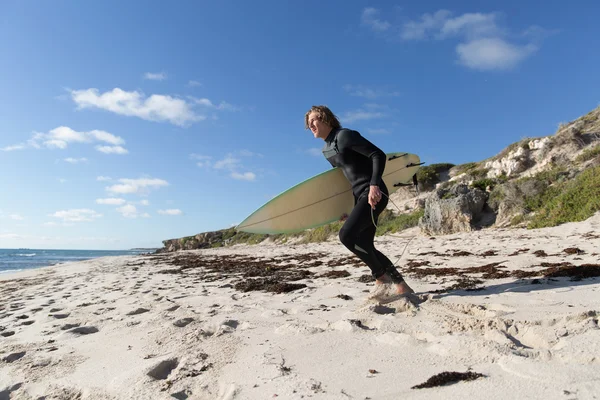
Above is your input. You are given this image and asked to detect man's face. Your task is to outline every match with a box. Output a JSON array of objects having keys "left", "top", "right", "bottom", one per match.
[{"left": 307, "top": 111, "right": 332, "bottom": 140}]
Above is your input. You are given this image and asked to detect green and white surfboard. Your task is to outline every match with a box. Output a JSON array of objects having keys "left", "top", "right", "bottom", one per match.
[{"left": 236, "top": 152, "right": 422, "bottom": 234}]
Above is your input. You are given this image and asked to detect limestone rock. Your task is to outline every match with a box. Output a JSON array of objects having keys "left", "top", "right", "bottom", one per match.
[{"left": 419, "top": 184, "right": 487, "bottom": 235}]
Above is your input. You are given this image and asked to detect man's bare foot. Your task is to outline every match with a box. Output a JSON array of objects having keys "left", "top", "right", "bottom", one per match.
[
  {"left": 375, "top": 274, "right": 393, "bottom": 285},
  {"left": 394, "top": 281, "right": 415, "bottom": 295}
]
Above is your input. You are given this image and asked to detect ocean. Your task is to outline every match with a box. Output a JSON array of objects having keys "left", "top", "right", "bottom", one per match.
[{"left": 0, "top": 248, "right": 153, "bottom": 274}]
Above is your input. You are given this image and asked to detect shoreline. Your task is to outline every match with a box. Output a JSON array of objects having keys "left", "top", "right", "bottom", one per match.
[{"left": 1, "top": 217, "right": 599, "bottom": 399}]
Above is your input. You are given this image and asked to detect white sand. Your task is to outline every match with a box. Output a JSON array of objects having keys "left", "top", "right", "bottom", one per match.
[{"left": 1, "top": 214, "right": 600, "bottom": 399}]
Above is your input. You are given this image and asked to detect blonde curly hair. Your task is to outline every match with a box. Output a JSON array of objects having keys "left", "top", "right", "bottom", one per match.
[{"left": 304, "top": 105, "right": 342, "bottom": 130}]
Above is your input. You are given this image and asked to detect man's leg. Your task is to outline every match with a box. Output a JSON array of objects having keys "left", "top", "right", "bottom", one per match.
[
  {"left": 338, "top": 193, "right": 413, "bottom": 296},
  {"left": 338, "top": 194, "right": 388, "bottom": 279}
]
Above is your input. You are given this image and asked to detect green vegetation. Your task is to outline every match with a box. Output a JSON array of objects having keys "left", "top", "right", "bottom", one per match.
[
  {"left": 488, "top": 167, "right": 568, "bottom": 213},
  {"left": 299, "top": 221, "right": 344, "bottom": 244},
  {"left": 454, "top": 162, "right": 478, "bottom": 174},
  {"left": 417, "top": 163, "right": 455, "bottom": 189},
  {"left": 575, "top": 145, "right": 600, "bottom": 163},
  {"left": 375, "top": 209, "right": 424, "bottom": 235},
  {"left": 471, "top": 178, "right": 495, "bottom": 192},
  {"left": 468, "top": 168, "right": 489, "bottom": 179},
  {"left": 529, "top": 166, "right": 600, "bottom": 228}
]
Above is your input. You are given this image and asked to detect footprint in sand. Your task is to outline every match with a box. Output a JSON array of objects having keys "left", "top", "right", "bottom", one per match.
[
  {"left": 146, "top": 357, "right": 179, "bottom": 380},
  {"left": 126, "top": 308, "right": 150, "bottom": 316},
  {"left": 61, "top": 323, "right": 81, "bottom": 331},
  {"left": 2, "top": 351, "right": 26, "bottom": 363},
  {"left": 51, "top": 313, "right": 71, "bottom": 320},
  {"left": 65, "top": 326, "right": 99, "bottom": 335},
  {"left": 173, "top": 318, "right": 194, "bottom": 328},
  {"left": 1, "top": 331, "right": 16, "bottom": 337},
  {"left": 199, "top": 320, "right": 239, "bottom": 337}
]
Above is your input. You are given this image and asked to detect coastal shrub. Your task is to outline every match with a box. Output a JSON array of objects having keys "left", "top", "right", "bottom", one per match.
[
  {"left": 227, "top": 231, "right": 268, "bottom": 245},
  {"left": 299, "top": 221, "right": 344, "bottom": 244},
  {"left": 510, "top": 214, "right": 526, "bottom": 226},
  {"left": 471, "top": 178, "right": 495, "bottom": 192},
  {"left": 575, "top": 145, "right": 600, "bottom": 163},
  {"left": 468, "top": 168, "right": 488, "bottom": 179},
  {"left": 416, "top": 163, "right": 455, "bottom": 190},
  {"left": 528, "top": 166, "right": 600, "bottom": 228},
  {"left": 180, "top": 236, "right": 194, "bottom": 245},
  {"left": 487, "top": 186, "right": 504, "bottom": 211},
  {"left": 375, "top": 209, "right": 424, "bottom": 235},
  {"left": 487, "top": 167, "right": 567, "bottom": 213},
  {"left": 454, "top": 162, "right": 478, "bottom": 175}
]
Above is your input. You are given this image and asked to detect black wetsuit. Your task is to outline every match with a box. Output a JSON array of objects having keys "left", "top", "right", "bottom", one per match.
[{"left": 322, "top": 128, "right": 405, "bottom": 283}]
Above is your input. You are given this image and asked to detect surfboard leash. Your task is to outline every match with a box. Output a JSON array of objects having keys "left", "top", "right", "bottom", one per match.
[{"left": 370, "top": 191, "right": 418, "bottom": 267}]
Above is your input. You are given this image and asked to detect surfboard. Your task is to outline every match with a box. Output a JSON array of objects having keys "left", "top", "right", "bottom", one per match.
[{"left": 236, "top": 152, "right": 422, "bottom": 234}]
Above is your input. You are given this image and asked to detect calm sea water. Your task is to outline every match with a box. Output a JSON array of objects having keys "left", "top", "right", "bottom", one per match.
[{"left": 0, "top": 248, "right": 154, "bottom": 274}]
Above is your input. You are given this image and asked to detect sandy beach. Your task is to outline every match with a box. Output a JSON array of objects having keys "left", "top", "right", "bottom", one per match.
[{"left": 1, "top": 214, "right": 600, "bottom": 400}]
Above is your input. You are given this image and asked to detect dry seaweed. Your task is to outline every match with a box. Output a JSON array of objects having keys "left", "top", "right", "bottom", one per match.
[{"left": 412, "top": 371, "right": 486, "bottom": 389}]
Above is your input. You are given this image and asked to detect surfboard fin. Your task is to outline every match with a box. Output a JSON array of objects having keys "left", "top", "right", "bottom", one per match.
[{"left": 392, "top": 173, "right": 420, "bottom": 194}]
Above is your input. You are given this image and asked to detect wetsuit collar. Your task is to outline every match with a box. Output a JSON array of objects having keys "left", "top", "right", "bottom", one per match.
[{"left": 324, "top": 127, "right": 339, "bottom": 143}]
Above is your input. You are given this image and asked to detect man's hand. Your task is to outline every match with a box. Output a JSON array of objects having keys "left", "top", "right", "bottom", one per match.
[{"left": 368, "top": 185, "right": 382, "bottom": 209}]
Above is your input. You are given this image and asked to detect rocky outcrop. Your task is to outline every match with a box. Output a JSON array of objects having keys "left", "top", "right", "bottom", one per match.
[
  {"left": 419, "top": 184, "right": 487, "bottom": 235},
  {"left": 159, "top": 230, "right": 228, "bottom": 253}
]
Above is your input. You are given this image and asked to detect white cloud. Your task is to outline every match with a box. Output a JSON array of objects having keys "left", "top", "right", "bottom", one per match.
[
  {"left": 400, "top": 10, "right": 499, "bottom": 41},
  {"left": 97, "top": 176, "right": 112, "bottom": 181},
  {"left": 70, "top": 88, "right": 203, "bottom": 127},
  {"left": 456, "top": 38, "right": 537, "bottom": 70},
  {"left": 114, "top": 203, "right": 152, "bottom": 219},
  {"left": 0, "top": 144, "right": 26, "bottom": 152},
  {"left": 50, "top": 209, "right": 102, "bottom": 222},
  {"left": 343, "top": 84, "right": 400, "bottom": 99},
  {"left": 188, "top": 80, "right": 202, "bottom": 87},
  {"left": 158, "top": 209, "right": 183, "bottom": 216},
  {"left": 139, "top": 200, "right": 149, "bottom": 206},
  {"left": 58, "top": 178, "right": 67, "bottom": 184},
  {"left": 213, "top": 155, "right": 241, "bottom": 170},
  {"left": 341, "top": 104, "right": 387, "bottom": 123},
  {"left": 190, "top": 97, "right": 239, "bottom": 111},
  {"left": 117, "top": 204, "right": 139, "bottom": 218},
  {"left": 361, "top": 8, "right": 391, "bottom": 32},
  {"left": 439, "top": 12, "right": 500, "bottom": 39},
  {"left": 191, "top": 153, "right": 213, "bottom": 167},
  {"left": 64, "top": 157, "right": 88, "bottom": 164},
  {"left": 96, "top": 145, "right": 128, "bottom": 154},
  {"left": 2, "top": 126, "right": 128, "bottom": 154},
  {"left": 231, "top": 172, "right": 256, "bottom": 181},
  {"left": 144, "top": 72, "right": 167, "bottom": 81},
  {"left": 364, "top": 8, "right": 544, "bottom": 70},
  {"left": 106, "top": 178, "right": 169, "bottom": 195},
  {"left": 96, "top": 198, "right": 126, "bottom": 205},
  {"left": 9, "top": 214, "right": 24, "bottom": 221},
  {"left": 195, "top": 151, "right": 259, "bottom": 181}
]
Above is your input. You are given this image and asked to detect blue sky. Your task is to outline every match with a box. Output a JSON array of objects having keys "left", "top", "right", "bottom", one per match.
[{"left": 1, "top": 0, "right": 599, "bottom": 250}]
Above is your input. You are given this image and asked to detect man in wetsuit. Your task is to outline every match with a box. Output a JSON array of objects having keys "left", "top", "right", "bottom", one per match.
[{"left": 305, "top": 105, "right": 414, "bottom": 299}]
